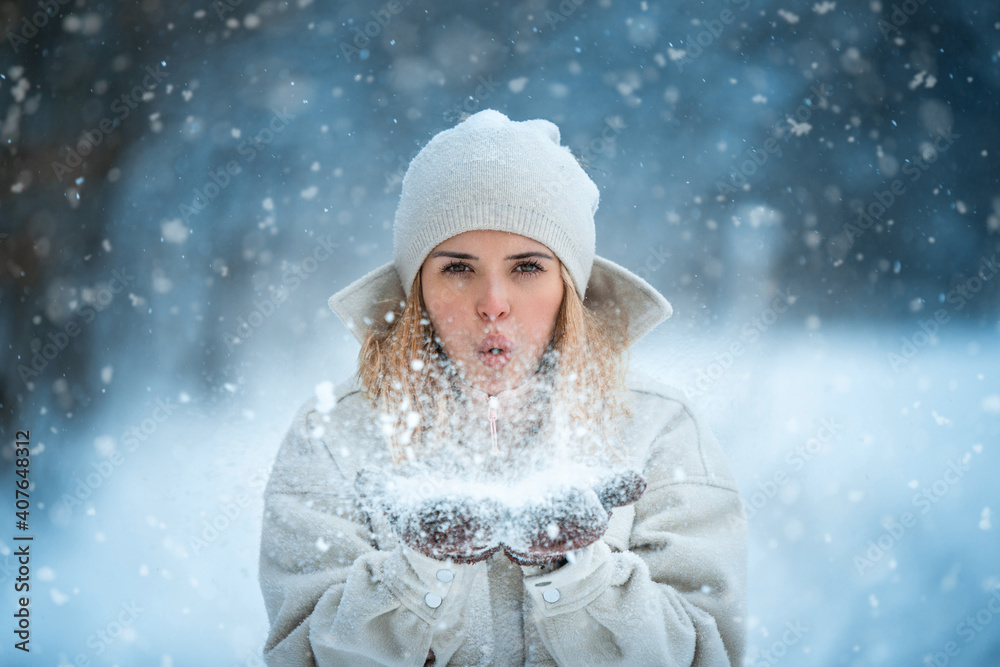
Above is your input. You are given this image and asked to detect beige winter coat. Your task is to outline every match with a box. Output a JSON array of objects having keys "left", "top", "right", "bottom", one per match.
[{"left": 258, "top": 366, "right": 747, "bottom": 666}]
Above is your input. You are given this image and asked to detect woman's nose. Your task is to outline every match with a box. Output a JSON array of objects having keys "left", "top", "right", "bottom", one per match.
[{"left": 477, "top": 277, "right": 510, "bottom": 322}]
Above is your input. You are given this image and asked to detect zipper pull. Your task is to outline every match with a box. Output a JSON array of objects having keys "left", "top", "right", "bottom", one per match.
[{"left": 488, "top": 395, "right": 499, "bottom": 455}]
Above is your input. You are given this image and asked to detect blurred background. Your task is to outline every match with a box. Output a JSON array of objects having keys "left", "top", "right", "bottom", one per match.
[{"left": 1, "top": 0, "right": 998, "bottom": 664}]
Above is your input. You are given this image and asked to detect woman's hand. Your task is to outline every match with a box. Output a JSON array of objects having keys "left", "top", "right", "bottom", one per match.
[
  {"left": 594, "top": 469, "right": 647, "bottom": 511},
  {"left": 503, "top": 469, "right": 648, "bottom": 566},
  {"left": 391, "top": 495, "right": 503, "bottom": 564},
  {"left": 355, "top": 467, "right": 502, "bottom": 564},
  {"left": 503, "top": 485, "right": 610, "bottom": 565},
  {"left": 355, "top": 465, "right": 647, "bottom": 567}
]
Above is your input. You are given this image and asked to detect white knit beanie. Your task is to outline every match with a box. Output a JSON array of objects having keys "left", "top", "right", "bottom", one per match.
[
  {"left": 394, "top": 109, "right": 598, "bottom": 301},
  {"left": 328, "top": 109, "right": 673, "bottom": 347}
]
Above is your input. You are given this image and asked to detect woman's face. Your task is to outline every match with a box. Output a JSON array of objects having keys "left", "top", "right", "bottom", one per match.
[{"left": 420, "top": 230, "right": 564, "bottom": 395}]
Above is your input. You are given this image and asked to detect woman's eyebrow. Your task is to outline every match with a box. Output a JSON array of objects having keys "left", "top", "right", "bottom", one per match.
[{"left": 431, "top": 251, "right": 555, "bottom": 261}]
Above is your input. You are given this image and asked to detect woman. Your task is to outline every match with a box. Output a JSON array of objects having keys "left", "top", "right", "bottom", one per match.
[{"left": 258, "top": 109, "right": 747, "bottom": 666}]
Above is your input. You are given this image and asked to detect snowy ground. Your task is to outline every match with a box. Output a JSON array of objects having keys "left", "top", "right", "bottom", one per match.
[{"left": 2, "top": 320, "right": 998, "bottom": 666}]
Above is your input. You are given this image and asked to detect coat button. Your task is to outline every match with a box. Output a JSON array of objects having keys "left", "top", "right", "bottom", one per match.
[
  {"left": 542, "top": 588, "right": 561, "bottom": 603},
  {"left": 424, "top": 592, "right": 443, "bottom": 609},
  {"left": 436, "top": 569, "right": 454, "bottom": 583}
]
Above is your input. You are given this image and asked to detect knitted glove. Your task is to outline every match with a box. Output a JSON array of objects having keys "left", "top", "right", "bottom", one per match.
[
  {"left": 594, "top": 469, "right": 648, "bottom": 511},
  {"left": 355, "top": 466, "right": 647, "bottom": 566},
  {"left": 503, "top": 469, "right": 648, "bottom": 566},
  {"left": 355, "top": 467, "right": 503, "bottom": 564},
  {"left": 502, "top": 485, "right": 609, "bottom": 565},
  {"left": 393, "top": 495, "right": 503, "bottom": 564}
]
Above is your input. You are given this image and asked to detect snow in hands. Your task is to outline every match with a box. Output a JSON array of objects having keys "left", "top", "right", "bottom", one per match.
[{"left": 355, "top": 457, "right": 646, "bottom": 565}]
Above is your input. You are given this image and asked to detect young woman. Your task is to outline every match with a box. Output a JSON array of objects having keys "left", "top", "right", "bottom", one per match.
[{"left": 258, "top": 109, "right": 747, "bottom": 666}]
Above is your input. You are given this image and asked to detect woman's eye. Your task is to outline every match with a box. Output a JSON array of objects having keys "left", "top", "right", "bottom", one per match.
[
  {"left": 441, "top": 262, "right": 470, "bottom": 274},
  {"left": 516, "top": 261, "right": 544, "bottom": 275},
  {"left": 440, "top": 261, "right": 545, "bottom": 276}
]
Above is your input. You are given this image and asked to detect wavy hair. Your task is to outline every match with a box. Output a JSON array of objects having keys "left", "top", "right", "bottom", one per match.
[{"left": 355, "top": 263, "right": 634, "bottom": 464}]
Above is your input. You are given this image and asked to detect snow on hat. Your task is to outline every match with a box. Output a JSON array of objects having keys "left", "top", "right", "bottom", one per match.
[{"left": 328, "top": 109, "right": 673, "bottom": 346}]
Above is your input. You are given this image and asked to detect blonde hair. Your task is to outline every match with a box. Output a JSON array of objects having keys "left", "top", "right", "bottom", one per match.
[{"left": 356, "top": 263, "right": 634, "bottom": 464}]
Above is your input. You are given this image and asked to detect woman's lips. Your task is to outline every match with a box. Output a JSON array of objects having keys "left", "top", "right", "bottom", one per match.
[
  {"left": 479, "top": 348, "right": 512, "bottom": 369},
  {"left": 477, "top": 334, "right": 514, "bottom": 369}
]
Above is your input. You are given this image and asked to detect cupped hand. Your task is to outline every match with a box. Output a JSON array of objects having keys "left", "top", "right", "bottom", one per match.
[
  {"left": 502, "top": 485, "right": 610, "bottom": 566},
  {"left": 392, "top": 495, "right": 504, "bottom": 564},
  {"left": 355, "top": 467, "right": 502, "bottom": 564},
  {"left": 503, "top": 469, "right": 648, "bottom": 566},
  {"left": 594, "top": 469, "right": 647, "bottom": 511},
  {"left": 355, "top": 465, "right": 648, "bottom": 567}
]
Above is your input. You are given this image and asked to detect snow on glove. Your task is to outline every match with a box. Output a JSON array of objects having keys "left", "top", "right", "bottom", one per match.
[
  {"left": 502, "top": 484, "right": 610, "bottom": 566},
  {"left": 355, "top": 464, "right": 647, "bottom": 567},
  {"left": 392, "top": 495, "right": 504, "bottom": 564},
  {"left": 594, "top": 469, "right": 647, "bottom": 511},
  {"left": 355, "top": 467, "right": 503, "bottom": 564},
  {"left": 503, "top": 468, "right": 647, "bottom": 566}
]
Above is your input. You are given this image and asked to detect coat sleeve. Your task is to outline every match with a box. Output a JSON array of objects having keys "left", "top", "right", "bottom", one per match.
[
  {"left": 257, "top": 399, "right": 490, "bottom": 667},
  {"left": 520, "top": 396, "right": 748, "bottom": 666}
]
